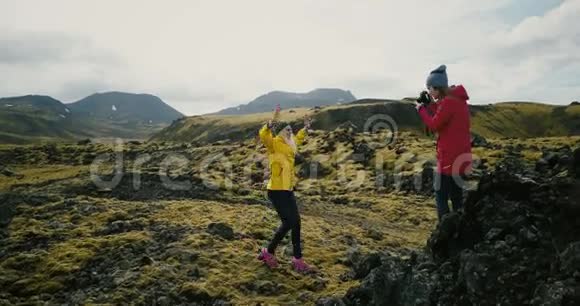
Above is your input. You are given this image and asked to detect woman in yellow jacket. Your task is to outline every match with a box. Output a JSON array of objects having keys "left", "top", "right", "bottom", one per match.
[{"left": 257, "top": 106, "right": 312, "bottom": 273}]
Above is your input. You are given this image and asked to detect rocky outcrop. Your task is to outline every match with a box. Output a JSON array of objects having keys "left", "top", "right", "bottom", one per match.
[
  {"left": 352, "top": 142, "right": 375, "bottom": 166},
  {"left": 326, "top": 146, "right": 580, "bottom": 305},
  {"left": 471, "top": 133, "right": 490, "bottom": 148},
  {"left": 207, "top": 222, "right": 235, "bottom": 240}
]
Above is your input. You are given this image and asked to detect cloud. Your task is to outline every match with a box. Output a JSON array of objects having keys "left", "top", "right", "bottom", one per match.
[
  {"left": 451, "top": 0, "right": 580, "bottom": 103},
  {"left": 0, "top": 33, "right": 73, "bottom": 64},
  {"left": 150, "top": 87, "right": 226, "bottom": 104},
  {"left": 57, "top": 78, "right": 113, "bottom": 103},
  {"left": 0, "top": 0, "right": 577, "bottom": 114},
  {"left": 0, "top": 28, "right": 123, "bottom": 102},
  {"left": 0, "top": 30, "right": 118, "bottom": 65}
]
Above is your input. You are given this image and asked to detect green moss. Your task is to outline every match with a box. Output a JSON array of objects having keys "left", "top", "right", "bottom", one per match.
[
  {"left": 522, "top": 150, "right": 542, "bottom": 162},
  {"left": 0, "top": 252, "right": 46, "bottom": 272},
  {"left": 1, "top": 131, "right": 578, "bottom": 304},
  {"left": 4, "top": 274, "right": 64, "bottom": 296},
  {"left": 0, "top": 165, "right": 87, "bottom": 191},
  {"left": 35, "top": 280, "right": 65, "bottom": 294},
  {"left": 8, "top": 277, "right": 38, "bottom": 296},
  {"left": 179, "top": 282, "right": 218, "bottom": 301},
  {"left": 45, "top": 241, "right": 97, "bottom": 276}
]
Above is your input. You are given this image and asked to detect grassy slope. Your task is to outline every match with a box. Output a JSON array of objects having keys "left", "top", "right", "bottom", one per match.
[
  {"left": 1, "top": 131, "right": 578, "bottom": 304},
  {"left": 0, "top": 109, "right": 168, "bottom": 144},
  {"left": 470, "top": 102, "right": 580, "bottom": 138},
  {"left": 152, "top": 108, "right": 314, "bottom": 143},
  {"left": 0, "top": 137, "right": 438, "bottom": 304},
  {"left": 152, "top": 101, "right": 580, "bottom": 143},
  {"left": 152, "top": 103, "right": 424, "bottom": 143}
]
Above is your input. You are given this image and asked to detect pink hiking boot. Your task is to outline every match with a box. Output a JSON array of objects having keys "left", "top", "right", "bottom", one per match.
[
  {"left": 257, "top": 248, "right": 278, "bottom": 268},
  {"left": 291, "top": 257, "right": 311, "bottom": 273}
]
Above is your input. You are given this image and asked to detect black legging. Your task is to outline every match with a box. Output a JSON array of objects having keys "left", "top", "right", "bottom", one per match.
[{"left": 266, "top": 190, "right": 302, "bottom": 259}]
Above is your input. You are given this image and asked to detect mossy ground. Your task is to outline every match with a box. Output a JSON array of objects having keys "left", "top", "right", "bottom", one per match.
[{"left": 0, "top": 132, "right": 578, "bottom": 304}]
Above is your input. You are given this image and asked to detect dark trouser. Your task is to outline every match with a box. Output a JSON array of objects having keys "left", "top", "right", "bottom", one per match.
[
  {"left": 267, "top": 190, "right": 302, "bottom": 259},
  {"left": 434, "top": 173, "right": 464, "bottom": 220}
]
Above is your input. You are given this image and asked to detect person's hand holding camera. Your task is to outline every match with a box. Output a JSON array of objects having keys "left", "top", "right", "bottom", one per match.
[{"left": 415, "top": 91, "right": 431, "bottom": 111}]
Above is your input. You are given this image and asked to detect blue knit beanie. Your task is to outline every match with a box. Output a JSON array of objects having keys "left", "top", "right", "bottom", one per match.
[{"left": 426, "top": 65, "right": 448, "bottom": 88}]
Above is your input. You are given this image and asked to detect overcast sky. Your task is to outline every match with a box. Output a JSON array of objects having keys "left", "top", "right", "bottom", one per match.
[{"left": 1, "top": 0, "right": 578, "bottom": 115}]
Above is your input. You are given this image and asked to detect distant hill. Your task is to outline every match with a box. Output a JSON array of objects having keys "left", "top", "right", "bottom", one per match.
[
  {"left": 0, "top": 95, "right": 82, "bottom": 143},
  {"left": 470, "top": 101, "right": 580, "bottom": 138},
  {"left": 348, "top": 98, "right": 402, "bottom": 105},
  {"left": 68, "top": 92, "right": 184, "bottom": 124},
  {"left": 215, "top": 88, "right": 356, "bottom": 115},
  {"left": 0, "top": 92, "right": 184, "bottom": 144},
  {"left": 0, "top": 95, "right": 70, "bottom": 117},
  {"left": 152, "top": 100, "right": 580, "bottom": 143}
]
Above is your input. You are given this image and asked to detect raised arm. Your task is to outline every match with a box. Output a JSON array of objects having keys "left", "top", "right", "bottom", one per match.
[
  {"left": 418, "top": 99, "right": 453, "bottom": 132},
  {"left": 259, "top": 123, "right": 275, "bottom": 151},
  {"left": 294, "top": 128, "right": 307, "bottom": 146},
  {"left": 294, "top": 116, "right": 312, "bottom": 147},
  {"left": 259, "top": 104, "right": 281, "bottom": 151}
]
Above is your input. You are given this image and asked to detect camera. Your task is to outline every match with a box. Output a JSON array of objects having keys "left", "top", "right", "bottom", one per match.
[{"left": 416, "top": 91, "right": 432, "bottom": 105}]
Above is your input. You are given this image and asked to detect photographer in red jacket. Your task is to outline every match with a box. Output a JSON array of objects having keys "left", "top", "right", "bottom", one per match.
[{"left": 416, "top": 65, "right": 472, "bottom": 220}]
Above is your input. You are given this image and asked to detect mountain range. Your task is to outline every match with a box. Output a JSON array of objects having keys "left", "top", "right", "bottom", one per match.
[
  {"left": 215, "top": 88, "right": 356, "bottom": 115},
  {"left": 0, "top": 88, "right": 357, "bottom": 143},
  {"left": 69, "top": 92, "right": 184, "bottom": 124},
  {"left": 1, "top": 88, "right": 578, "bottom": 144},
  {"left": 0, "top": 92, "right": 184, "bottom": 144}
]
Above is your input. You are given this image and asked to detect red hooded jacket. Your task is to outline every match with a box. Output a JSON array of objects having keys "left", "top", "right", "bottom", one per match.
[{"left": 418, "top": 85, "right": 472, "bottom": 175}]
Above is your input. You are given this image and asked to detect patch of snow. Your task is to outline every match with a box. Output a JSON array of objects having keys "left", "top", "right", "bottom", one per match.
[
  {"left": 4, "top": 104, "right": 13, "bottom": 107},
  {"left": 60, "top": 114, "right": 66, "bottom": 118},
  {"left": 112, "top": 105, "right": 117, "bottom": 111},
  {"left": 65, "top": 108, "right": 70, "bottom": 113}
]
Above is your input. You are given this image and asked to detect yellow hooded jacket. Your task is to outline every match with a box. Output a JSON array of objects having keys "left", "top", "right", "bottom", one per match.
[{"left": 259, "top": 124, "right": 307, "bottom": 191}]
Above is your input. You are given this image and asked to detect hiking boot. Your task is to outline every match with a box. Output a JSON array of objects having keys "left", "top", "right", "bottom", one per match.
[
  {"left": 257, "top": 248, "right": 278, "bottom": 268},
  {"left": 291, "top": 257, "right": 311, "bottom": 273}
]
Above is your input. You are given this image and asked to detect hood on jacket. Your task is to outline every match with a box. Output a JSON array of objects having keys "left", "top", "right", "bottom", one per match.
[{"left": 449, "top": 85, "right": 469, "bottom": 100}]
